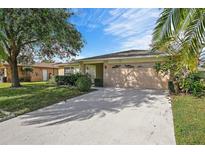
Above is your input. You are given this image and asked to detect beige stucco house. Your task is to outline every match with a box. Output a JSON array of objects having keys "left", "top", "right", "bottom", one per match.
[
  {"left": 57, "top": 50, "right": 169, "bottom": 89},
  {"left": 0, "top": 63, "right": 58, "bottom": 82}
]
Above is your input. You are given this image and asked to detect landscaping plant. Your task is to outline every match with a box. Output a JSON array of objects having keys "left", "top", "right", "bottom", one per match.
[
  {"left": 76, "top": 76, "right": 92, "bottom": 92},
  {"left": 180, "top": 73, "right": 205, "bottom": 96},
  {"left": 152, "top": 8, "right": 205, "bottom": 96},
  {"left": 55, "top": 73, "right": 85, "bottom": 86}
]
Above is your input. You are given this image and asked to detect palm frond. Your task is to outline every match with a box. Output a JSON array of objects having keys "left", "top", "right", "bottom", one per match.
[
  {"left": 180, "top": 9, "right": 196, "bottom": 31},
  {"left": 184, "top": 9, "right": 205, "bottom": 55},
  {"left": 152, "top": 8, "right": 187, "bottom": 45}
]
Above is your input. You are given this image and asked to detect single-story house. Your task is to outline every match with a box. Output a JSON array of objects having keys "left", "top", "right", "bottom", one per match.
[
  {"left": 0, "top": 63, "right": 58, "bottom": 82},
  {"left": 57, "top": 50, "right": 170, "bottom": 89}
]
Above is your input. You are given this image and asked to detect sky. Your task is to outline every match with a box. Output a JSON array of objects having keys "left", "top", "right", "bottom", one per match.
[{"left": 69, "top": 8, "right": 162, "bottom": 59}]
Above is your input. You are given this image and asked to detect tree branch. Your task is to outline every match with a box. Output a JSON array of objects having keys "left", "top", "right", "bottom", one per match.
[{"left": 20, "top": 39, "right": 39, "bottom": 47}]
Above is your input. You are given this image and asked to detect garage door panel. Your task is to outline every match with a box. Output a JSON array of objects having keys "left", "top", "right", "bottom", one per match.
[{"left": 104, "top": 63, "right": 168, "bottom": 89}]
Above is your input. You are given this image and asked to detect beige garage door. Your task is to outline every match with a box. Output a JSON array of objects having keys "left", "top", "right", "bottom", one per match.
[{"left": 104, "top": 63, "right": 169, "bottom": 89}]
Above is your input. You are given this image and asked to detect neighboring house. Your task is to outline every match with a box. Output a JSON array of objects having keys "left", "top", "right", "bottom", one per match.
[
  {"left": 0, "top": 63, "right": 58, "bottom": 82},
  {"left": 57, "top": 50, "right": 170, "bottom": 89}
]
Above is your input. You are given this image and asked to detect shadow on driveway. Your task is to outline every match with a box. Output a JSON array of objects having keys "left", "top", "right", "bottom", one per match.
[{"left": 20, "top": 88, "right": 167, "bottom": 126}]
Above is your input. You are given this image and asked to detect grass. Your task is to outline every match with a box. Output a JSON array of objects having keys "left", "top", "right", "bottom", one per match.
[
  {"left": 172, "top": 95, "right": 205, "bottom": 144},
  {"left": 0, "top": 111, "right": 5, "bottom": 118},
  {"left": 0, "top": 82, "right": 83, "bottom": 118}
]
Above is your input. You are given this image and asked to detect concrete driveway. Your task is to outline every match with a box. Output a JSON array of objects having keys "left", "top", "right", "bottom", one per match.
[{"left": 0, "top": 88, "right": 175, "bottom": 144}]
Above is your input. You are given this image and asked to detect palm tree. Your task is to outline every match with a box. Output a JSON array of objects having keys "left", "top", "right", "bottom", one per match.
[{"left": 152, "top": 8, "right": 205, "bottom": 72}]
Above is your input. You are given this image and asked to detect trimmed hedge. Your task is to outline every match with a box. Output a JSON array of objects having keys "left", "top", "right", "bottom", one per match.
[
  {"left": 55, "top": 73, "right": 88, "bottom": 86},
  {"left": 76, "top": 76, "right": 92, "bottom": 92}
]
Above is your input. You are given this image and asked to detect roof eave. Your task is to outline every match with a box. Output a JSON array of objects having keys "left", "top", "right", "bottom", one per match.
[
  {"left": 81, "top": 54, "right": 169, "bottom": 62},
  {"left": 58, "top": 54, "right": 170, "bottom": 66}
]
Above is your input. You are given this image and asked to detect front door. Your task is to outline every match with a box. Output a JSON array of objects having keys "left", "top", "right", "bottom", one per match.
[
  {"left": 42, "top": 69, "right": 48, "bottom": 81},
  {"left": 85, "top": 65, "right": 96, "bottom": 83}
]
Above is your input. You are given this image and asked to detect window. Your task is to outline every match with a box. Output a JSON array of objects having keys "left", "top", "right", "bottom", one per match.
[
  {"left": 64, "top": 67, "right": 79, "bottom": 75},
  {"left": 64, "top": 67, "right": 72, "bottom": 75}
]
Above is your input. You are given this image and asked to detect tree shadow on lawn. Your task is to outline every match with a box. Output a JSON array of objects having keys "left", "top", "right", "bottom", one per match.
[
  {"left": 0, "top": 84, "right": 82, "bottom": 116},
  {"left": 20, "top": 88, "right": 167, "bottom": 127},
  {"left": 0, "top": 83, "right": 51, "bottom": 97}
]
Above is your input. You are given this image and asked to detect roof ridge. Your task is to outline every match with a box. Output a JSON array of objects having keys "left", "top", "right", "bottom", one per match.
[{"left": 80, "top": 49, "right": 150, "bottom": 60}]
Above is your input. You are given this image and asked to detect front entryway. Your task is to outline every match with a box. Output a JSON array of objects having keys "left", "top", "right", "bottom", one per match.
[
  {"left": 42, "top": 69, "right": 48, "bottom": 81},
  {"left": 84, "top": 63, "right": 103, "bottom": 85}
]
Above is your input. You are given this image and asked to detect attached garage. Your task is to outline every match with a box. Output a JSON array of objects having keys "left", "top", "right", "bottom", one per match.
[
  {"left": 103, "top": 62, "right": 169, "bottom": 89},
  {"left": 58, "top": 50, "right": 170, "bottom": 90}
]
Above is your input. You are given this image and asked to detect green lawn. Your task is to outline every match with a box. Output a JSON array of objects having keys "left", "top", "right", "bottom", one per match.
[
  {"left": 0, "top": 82, "right": 82, "bottom": 118},
  {"left": 0, "top": 111, "right": 5, "bottom": 118},
  {"left": 172, "top": 95, "right": 205, "bottom": 144}
]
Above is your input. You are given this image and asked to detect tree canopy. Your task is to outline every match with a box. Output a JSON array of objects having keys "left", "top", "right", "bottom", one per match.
[
  {"left": 0, "top": 8, "right": 84, "bottom": 87},
  {"left": 152, "top": 8, "right": 205, "bottom": 72},
  {"left": 152, "top": 8, "right": 205, "bottom": 94}
]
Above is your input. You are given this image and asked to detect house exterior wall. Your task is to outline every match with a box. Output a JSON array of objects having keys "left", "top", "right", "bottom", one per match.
[
  {"left": 103, "top": 62, "right": 169, "bottom": 89},
  {"left": 56, "top": 56, "right": 169, "bottom": 89},
  {"left": 3, "top": 65, "right": 58, "bottom": 82},
  {"left": 6, "top": 66, "right": 24, "bottom": 82},
  {"left": 30, "top": 67, "right": 58, "bottom": 82}
]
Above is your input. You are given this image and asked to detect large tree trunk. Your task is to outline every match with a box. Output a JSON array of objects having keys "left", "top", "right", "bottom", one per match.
[{"left": 10, "top": 57, "right": 21, "bottom": 87}]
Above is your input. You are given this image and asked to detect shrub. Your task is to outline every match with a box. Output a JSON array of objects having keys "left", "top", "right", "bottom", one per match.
[
  {"left": 68, "top": 73, "right": 84, "bottom": 86},
  {"left": 94, "top": 78, "right": 103, "bottom": 87},
  {"left": 55, "top": 73, "right": 84, "bottom": 86},
  {"left": 55, "top": 76, "right": 66, "bottom": 85},
  {"left": 180, "top": 73, "right": 205, "bottom": 96},
  {"left": 19, "top": 76, "right": 31, "bottom": 82},
  {"left": 168, "top": 80, "right": 175, "bottom": 94},
  {"left": 22, "top": 67, "right": 33, "bottom": 73},
  {"left": 48, "top": 76, "right": 56, "bottom": 85},
  {"left": 76, "top": 76, "right": 92, "bottom": 92}
]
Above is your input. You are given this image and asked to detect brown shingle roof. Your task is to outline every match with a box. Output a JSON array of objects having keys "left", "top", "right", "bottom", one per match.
[
  {"left": 80, "top": 49, "right": 166, "bottom": 60},
  {"left": 32, "top": 63, "right": 58, "bottom": 68},
  {"left": 1, "top": 62, "right": 59, "bottom": 68},
  {"left": 56, "top": 49, "right": 168, "bottom": 66}
]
